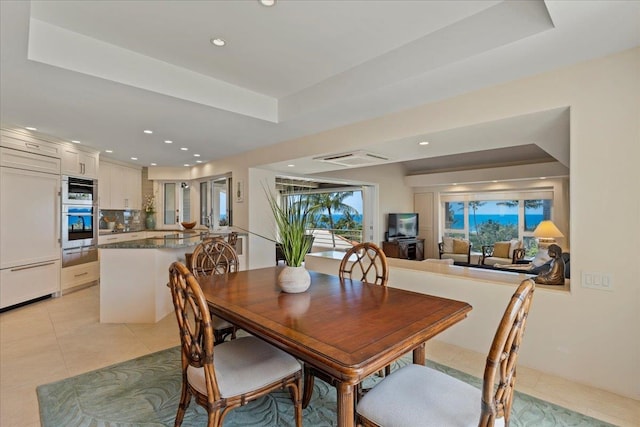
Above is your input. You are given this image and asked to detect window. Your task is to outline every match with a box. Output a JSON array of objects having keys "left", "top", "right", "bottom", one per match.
[
  {"left": 277, "top": 179, "right": 364, "bottom": 248},
  {"left": 443, "top": 201, "right": 465, "bottom": 239},
  {"left": 441, "top": 191, "right": 553, "bottom": 256}
]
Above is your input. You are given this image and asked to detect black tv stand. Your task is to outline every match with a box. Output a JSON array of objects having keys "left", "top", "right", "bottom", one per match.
[{"left": 382, "top": 238, "right": 424, "bottom": 261}]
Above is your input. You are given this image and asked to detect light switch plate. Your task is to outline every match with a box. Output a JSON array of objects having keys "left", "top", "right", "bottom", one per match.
[{"left": 582, "top": 271, "right": 614, "bottom": 291}]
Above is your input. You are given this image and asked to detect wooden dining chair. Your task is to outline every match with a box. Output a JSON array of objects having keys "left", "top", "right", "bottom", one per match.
[
  {"left": 191, "top": 238, "right": 239, "bottom": 276},
  {"left": 190, "top": 239, "right": 240, "bottom": 344},
  {"left": 355, "top": 278, "right": 536, "bottom": 427},
  {"left": 339, "top": 241, "right": 389, "bottom": 285},
  {"left": 168, "top": 262, "right": 303, "bottom": 427},
  {"left": 302, "top": 242, "right": 390, "bottom": 408}
]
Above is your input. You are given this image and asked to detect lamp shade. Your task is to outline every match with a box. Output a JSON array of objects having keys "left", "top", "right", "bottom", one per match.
[{"left": 533, "top": 220, "right": 564, "bottom": 238}]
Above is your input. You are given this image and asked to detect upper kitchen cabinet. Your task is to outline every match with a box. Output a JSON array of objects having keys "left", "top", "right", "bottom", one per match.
[
  {"left": 99, "top": 160, "right": 142, "bottom": 210},
  {"left": 0, "top": 128, "right": 63, "bottom": 159},
  {"left": 61, "top": 146, "right": 99, "bottom": 178}
]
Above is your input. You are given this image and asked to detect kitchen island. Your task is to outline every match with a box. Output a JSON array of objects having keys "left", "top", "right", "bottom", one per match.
[{"left": 98, "top": 232, "right": 202, "bottom": 323}]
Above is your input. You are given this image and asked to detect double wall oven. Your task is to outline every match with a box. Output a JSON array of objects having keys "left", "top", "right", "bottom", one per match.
[{"left": 61, "top": 176, "right": 98, "bottom": 267}]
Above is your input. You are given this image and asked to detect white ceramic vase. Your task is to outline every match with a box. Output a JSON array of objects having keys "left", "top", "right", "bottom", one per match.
[{"left": 278, "top": 266, "right": 311, "bottom": 293}]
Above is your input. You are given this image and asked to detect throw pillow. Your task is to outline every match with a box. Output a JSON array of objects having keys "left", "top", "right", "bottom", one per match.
[
  {"left": 508, "top": 239, "right": 521, "bottom": 258},
  {"left": 453, "top": 239, "right": 469, "bottom": 254},
  {"left": 442, "top": 236, "right": 454, "bottom": 253},
  {"left": 493, "top": 242, "right": 511, "bottom": 259}
]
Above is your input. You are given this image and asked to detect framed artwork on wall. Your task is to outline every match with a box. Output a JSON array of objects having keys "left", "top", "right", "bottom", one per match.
[{"left": 235, "top": 180, "right": 244, "bottom": 203}]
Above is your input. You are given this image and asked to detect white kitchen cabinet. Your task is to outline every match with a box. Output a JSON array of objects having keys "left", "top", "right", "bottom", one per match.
[
  {"left": 99, "top": 161, "right": 141, "bottom": 210},
  {"left": 0, "top": 146, "right": 60, "bottom": 174},
  {"left": 98, "top": 231, "right": 147, "bottom": 245},
  {"left": 0, "top": 260, "right": 61, "bottom": 309},
  {"left": 0, "top": 148, "right": 61, "bottom": 308},
  {"left": 62, "top": 146, "right": 98, "bottom": 178},
  {"left": 61, "top": 261, "right": 99, "bottom": 292},
  {"left": 98, "top": 161, "right": 112, "bottom": 208},
  {"left": 0, "top": 166, "right": 61, "bottom": 269},
  {"left": 0, "top": 128, "right": 62, "bottom": 159}
]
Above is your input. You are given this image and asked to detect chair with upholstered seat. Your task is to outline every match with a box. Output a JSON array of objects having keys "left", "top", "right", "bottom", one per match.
[
  {"left": 302, "top": 242, "right": 389, "bottom": 408},
  {"left": 438, "top": 237, "right": 472, "bottom": 264},
  {"left": 482, "top": 239, "right": 525, "bottom": 266},
  {"left": 356, "top": 278, "right": 535, "bottom": 427},
  {"left": 168, "top": 262, "right": 303, "bottom": 427},
  {"left": 338, "top": 241, "right": 389, "bottom": 285},
  {"left": 191, "top": 238, "right": 239, "bottom": 276},
  {"left": 190, "top": 239, "right": 240, "bottom": 343}
]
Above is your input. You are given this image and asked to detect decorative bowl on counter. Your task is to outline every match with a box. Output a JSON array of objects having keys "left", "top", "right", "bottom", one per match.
[{"left": 181, "top": 221, "right": 197, "bottom": 229}]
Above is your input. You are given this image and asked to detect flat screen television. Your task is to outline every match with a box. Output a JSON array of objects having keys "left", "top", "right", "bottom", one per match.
[{"left": 387, "top": 213, "right": 419, "bottom": 241}]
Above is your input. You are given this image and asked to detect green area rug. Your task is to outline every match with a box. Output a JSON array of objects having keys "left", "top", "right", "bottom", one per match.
[{"left": 37, "top": 346, "right": 615, "bottom": 426}]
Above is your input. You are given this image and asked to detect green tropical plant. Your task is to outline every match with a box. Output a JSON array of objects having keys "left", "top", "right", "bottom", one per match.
[{"left": 265, "top": 188, "right": 319, "bottom": 267}]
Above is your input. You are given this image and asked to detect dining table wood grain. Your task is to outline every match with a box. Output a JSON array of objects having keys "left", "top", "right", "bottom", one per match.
[{"left": 196, "top": 266, "right": 472, "bottom": 427}]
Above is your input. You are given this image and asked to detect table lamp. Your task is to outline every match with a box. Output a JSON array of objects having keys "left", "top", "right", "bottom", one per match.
[
  {"left": 533, "top": 220, "right": 564, "bottom": 249},
  {"left": 531, "top": 220, "right": 564, "bottom": 267}
]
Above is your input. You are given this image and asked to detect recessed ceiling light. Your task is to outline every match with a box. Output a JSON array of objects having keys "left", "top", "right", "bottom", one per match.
[
  {"left": 210, "top": 38, "right": 226, "bottom": 47},
  {"left": 419, "top": 141, "right": 429, "bottom": 145},
  {"left": 183, "top": 164, "right": 190, "bottom": 167},
  {"left": 131, "top": 157, "right": 138, "bottom": 160},
  {"left": 105, "top": 149, "right": 113, "bottom": 153},
  {"left": 164, "top": 140, "right": 173, "bottom": 144},
  {"left": 71, "top": 140, "right": 81, "bottom": 144},
  {"left": 180, "top": 147, "right": 188, "bottom": 151},
  {"left": 143, "top": 130, "right": 153, "bottom": 134},
  {"left": 260, "top": 0, "right": 276, "bottom": 6},
  {"left": 193, "top": 154, "right": 201, "bottom": 157},
  {"left": 492, "top": 180, "right": 498, "bottom": 183},
  {"left": 150, "top": 163, "right": 157, "bottom": 166},
  {"left": 196, "top": 160, "right": 203, "bottom": 164},
  {"left": 540, "top": 177, "right": 547, "bottom": 180},
  {"left": 25, "top": 126, "right": 37, "bottom": 131},
  {"left": 287, "top": 164, "right": 295, "bottom": 167}
]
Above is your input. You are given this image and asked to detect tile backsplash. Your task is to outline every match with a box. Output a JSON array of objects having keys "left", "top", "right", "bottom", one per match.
[{"left": 100, "top": 210, "right": 143, "bottom": 231}]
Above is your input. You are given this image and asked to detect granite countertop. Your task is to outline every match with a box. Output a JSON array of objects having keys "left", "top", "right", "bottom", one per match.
[{"left": 98, "top": 233, "right": 203, "bottom": 249}]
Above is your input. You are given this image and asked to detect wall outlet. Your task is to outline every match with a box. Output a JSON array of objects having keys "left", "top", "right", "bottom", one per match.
[{"left": 581, "top": 271, "right": 614, "bottom": 291}]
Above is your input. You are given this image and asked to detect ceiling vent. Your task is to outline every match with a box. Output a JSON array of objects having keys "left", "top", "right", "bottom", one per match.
[{"left": 314, "top": 150, "right": 389, "bottom": 167}]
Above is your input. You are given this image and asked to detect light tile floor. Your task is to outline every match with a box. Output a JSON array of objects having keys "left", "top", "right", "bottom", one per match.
[{"left": 1, "top": 285, "right": 638, "bottom": 427}]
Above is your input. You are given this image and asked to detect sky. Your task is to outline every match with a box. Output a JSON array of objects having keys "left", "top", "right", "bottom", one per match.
[{"left": 342, "top": 191, "right": 362, "bottom": 214}]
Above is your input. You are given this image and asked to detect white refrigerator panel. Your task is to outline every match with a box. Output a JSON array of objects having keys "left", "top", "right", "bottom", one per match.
[{"left": 0, "top": 167, "right": 60, "bottom": 269}]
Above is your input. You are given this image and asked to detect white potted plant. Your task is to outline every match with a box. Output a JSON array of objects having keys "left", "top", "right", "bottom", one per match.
[{"left": 265, "top": 188, "right": 318, "bottom": 293}]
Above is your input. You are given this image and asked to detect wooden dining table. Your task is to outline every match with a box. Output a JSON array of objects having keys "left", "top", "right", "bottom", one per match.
[{"left": 196, "top": 266, "right": 472, "bottom": 427}]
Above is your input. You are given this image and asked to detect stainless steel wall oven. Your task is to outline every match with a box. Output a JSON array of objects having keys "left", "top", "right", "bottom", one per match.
[
  {"left": 61, "top": 176, "right": 98, "bottom": 267},
  {"left": 62, "top": 175, "right": 97, "bottom": 205},
  {"left": 62, "top": 205, "right": 97, "bottom": 249}
]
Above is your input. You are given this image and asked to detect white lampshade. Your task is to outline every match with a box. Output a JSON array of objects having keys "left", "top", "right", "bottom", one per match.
[{"left": 533, "top": 220, "right": 564, "bottom": 239}]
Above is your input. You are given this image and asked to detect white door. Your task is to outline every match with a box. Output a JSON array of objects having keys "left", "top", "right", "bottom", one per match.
[{"left": 0, "top": 167, "right": 60, "bottom": 269}]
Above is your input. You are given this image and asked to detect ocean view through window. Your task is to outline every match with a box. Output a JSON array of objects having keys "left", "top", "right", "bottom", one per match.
[
  {"left": 282, "top": 189, "right": 364, "bottom": 248},
  {"left": 442, "top": 192, "right": 553, "bottom": 256}
]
